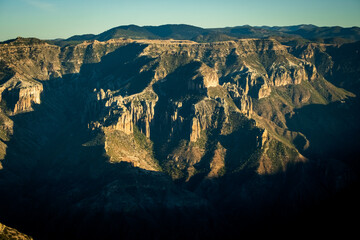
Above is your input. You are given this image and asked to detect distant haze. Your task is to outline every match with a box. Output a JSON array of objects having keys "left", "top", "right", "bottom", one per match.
[{"left": 0, "top": 0, "right": 359, "bottom": 41}]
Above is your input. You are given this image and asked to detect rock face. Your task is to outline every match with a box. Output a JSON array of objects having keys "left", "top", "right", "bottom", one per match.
[
  {"left": 0, "top": 74, "right": 43, "bottom": 114},
  {"left": 189, "top": 99, "right": 221, "bottom": 142},
  {"left": 188, "top": 62, "right": 219, "bottom": 91},
  {"left": 0, "top": 36, "right": 359, "bottom": 239},
  {"left": 111, "top": 94, "right": 157, "bottom": 138}
]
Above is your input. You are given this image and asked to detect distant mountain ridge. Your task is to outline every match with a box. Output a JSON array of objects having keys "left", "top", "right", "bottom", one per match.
[{"left": 58, "top": 24, "right": 360, "bottom": 45}]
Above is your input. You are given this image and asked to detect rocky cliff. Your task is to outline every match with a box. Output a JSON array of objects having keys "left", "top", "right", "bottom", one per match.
[{"left": 0, "top": 36, "right": 359, "bottom": 239}]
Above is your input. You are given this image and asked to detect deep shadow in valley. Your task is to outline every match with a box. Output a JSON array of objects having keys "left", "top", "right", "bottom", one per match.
[
  {"left": 150, "top": 62, "right": 207, "bottom": 171},
  {"left": 286, "top": 97, "right": 360, "bottom": 176}
]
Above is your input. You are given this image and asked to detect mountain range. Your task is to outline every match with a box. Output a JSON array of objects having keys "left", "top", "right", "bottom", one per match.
[
  {"left": 46, "top": 24, "right": 360, "bottom": 46},
  {"left": 0, "top": 24, "right": 360, "bottom": 239}
]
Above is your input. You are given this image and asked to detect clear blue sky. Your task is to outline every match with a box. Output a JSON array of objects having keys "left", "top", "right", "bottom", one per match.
[{"left": 0, "top": 0, "right": 359, "bottom": 41}]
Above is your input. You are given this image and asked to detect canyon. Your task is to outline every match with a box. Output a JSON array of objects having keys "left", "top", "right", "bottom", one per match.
[{"left": 0, "top": 25, "right": 359, "bottom": 239}]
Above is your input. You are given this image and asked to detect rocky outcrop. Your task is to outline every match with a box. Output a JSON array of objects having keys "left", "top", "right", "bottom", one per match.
[
  {"left": 190, "top": 99, "right": 221, "bottom": 142},
  {"left": 87, "top": 89, "right": 160, "bottom": 170},
  {"left": 207, "top": 142, "right": 226, "bottom": 178},
  {"left": 13, "top": 84, "right": 42, "bottom": 114},
  {"left": 0, "top": 37, "right": 133, "bottom": 81},
  {"left": 190, "top": 117, "right": 201, "bottom": 142},
  {"left": 103, "top": 127, "right": 161, "bottom": 171},
  {"left": 0, "top": 38, "right": 62, "bottom": 80},
  {"left": 113, "top": 100, "right": 156, "bottom": 137},
  {"left": 269, "top": 63, "right": 306, "bottom": 86},
  {"left": 0, "top": 222, "right": 33, "bottom": 240},
  {"left": 59, "top": 39, "right": 132, "bottom": 74},
  {"left": 188, "top": 62, "right": 219, "bottom": 91},
  {"left": 103, "top": 91, "right": 158, "bottom": 138},
  {"left": 0, "top": 74, "right": 43, "bottom": 114}
]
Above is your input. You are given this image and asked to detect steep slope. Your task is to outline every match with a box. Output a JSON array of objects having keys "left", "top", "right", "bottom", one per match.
[{"left": 0, "top": 36, "right": 359, "bottom": 239}]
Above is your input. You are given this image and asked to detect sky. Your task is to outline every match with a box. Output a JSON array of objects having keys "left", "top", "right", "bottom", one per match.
[{"left": 0, "top": 0, "right": 359, "bottom": 41}]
